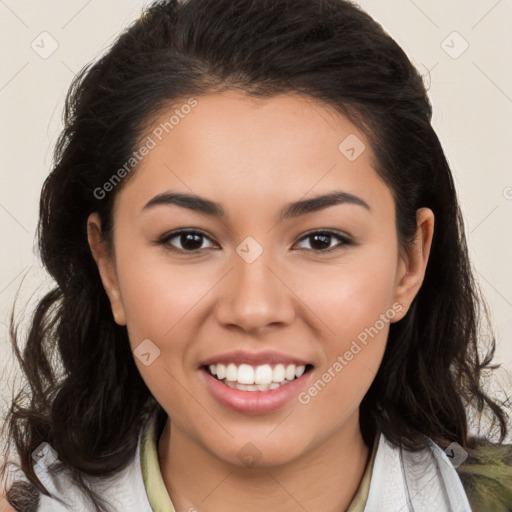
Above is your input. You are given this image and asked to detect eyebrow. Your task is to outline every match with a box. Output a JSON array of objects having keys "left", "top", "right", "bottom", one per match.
[{"left": 142, "top": 190, "right": 371, "bottom": 220}]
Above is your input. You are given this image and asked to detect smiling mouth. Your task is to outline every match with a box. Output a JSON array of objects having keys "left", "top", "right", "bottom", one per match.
[{"left": 202, "top": 363, "right": 314, "bottom": 392}]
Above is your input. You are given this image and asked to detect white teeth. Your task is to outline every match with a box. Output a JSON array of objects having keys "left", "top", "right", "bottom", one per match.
[
  {"left": 224, "top": 380, "right": 293, "bottom": 392},
  {"left": 254, "top": 364, "right": 273, "bottom": 384},
  {"left": 285, "top": 364, "right": 296, "bottom": 381},
  {"left": 226, "top": 363, "right": 238, "bottom": 382},
  {"left": 295, "top": 365, "right": 305, "bottom": 378},
  {"left": 237, "top": 364, "right": 255, "bottom": 384},
  {"left": 273, "top": 364, "right": 285, "bottom": 382},
  {"left": 208, "top": 362, "right": 307, "bottom": 386},
  {"left": 216, "top": 364, "right": 225, "bottom": 380}
]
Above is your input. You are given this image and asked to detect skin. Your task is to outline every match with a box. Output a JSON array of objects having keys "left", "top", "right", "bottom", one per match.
[
  {"left": 87, "top": 90, "right": 434, "bottom": 512},
  {"left": 0, "top": 496, "right": 16, "bottom": 512}
]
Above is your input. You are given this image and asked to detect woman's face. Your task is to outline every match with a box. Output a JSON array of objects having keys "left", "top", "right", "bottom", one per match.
[{"left": 88, "top": 90, "right": 433, "bottom": 467}]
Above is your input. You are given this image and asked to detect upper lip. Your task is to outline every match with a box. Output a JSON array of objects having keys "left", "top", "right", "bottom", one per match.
[{"left": 200, "top": 349, "right": 312, "bottom": 368}]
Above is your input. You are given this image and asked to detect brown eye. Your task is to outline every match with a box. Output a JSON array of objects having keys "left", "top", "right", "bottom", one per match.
[
  {"left": 295, "top": 231, "right": 352, "bottom": 252},
  {"left": 157, "top": 230, "right": 217, "bottom": 252}
]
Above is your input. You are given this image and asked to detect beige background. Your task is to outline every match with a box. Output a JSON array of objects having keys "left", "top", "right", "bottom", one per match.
[{"left": 1, "top": 1, "right": 511, "bottom": 436}]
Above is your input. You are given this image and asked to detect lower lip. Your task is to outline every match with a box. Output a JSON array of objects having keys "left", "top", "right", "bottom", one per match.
[{"left": 200, "top": 367, "right": 313, "bottom": 414}]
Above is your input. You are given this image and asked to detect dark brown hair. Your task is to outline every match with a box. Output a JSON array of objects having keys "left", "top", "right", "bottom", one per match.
[{"left": 1, "top": 0, "right": 509, "bottom": 510}]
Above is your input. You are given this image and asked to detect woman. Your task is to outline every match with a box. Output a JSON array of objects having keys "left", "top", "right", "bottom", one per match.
[{"left": 1, "top": 0, "right": 511, "bottom": 511}]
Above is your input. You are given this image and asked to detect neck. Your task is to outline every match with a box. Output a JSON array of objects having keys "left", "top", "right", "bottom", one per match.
[{"left": 158, "top": 412, "right": 371, "bottom": 512}]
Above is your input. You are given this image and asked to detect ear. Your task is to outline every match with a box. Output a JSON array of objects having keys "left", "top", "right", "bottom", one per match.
[
  {"left": 391, "top": 207, "right": 434, "bottom": 322},
  {"left": 87, "top": 212, "right": 127, "bottom": 326}
]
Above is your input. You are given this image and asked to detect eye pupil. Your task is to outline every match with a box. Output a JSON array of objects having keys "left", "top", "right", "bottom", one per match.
[
  {"left": 310, "top": 233, "right": 331, "bottom": 250},
  {"left": 181, "top": 233, "right": 203, "bottom": 251}
]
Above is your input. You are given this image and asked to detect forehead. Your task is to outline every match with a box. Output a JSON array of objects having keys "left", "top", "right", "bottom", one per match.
[
  {"left": 115, "top": 90, "right": 392, "bottom": 218},
  {"left": 142, "top": 91, "right": 368, "bottom": 170}
]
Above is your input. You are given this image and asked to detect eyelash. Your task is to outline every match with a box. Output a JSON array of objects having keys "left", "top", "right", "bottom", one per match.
[{"left": 155, "top": 229, "right": 353, "bottom": 254}]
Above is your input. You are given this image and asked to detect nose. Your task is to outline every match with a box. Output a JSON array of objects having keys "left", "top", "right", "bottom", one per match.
[{"left": 214, "top": 250, "right": 296, "bottom": 334}]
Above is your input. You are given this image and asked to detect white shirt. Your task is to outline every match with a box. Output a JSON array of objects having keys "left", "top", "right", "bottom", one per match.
[{"left": 10, "top": 411, "right": 472, "bottom": 511}]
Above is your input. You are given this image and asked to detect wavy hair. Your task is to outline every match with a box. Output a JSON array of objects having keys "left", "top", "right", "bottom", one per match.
[{"left": 1, "top": 0, "right": 509, "bottom": 510}]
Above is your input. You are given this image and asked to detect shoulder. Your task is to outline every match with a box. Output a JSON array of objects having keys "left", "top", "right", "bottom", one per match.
[
  {"left": 455, "top": 437, "right": 512, "bottom": 512},
  {"left": 366, "top": 432, "right": 473, "bottom": 511},
  {"left": 1, "top": 413, "right": 156, "bottom": 512},
  {"left": 2, "top": 457, "right": 96, "bottom": 512}
]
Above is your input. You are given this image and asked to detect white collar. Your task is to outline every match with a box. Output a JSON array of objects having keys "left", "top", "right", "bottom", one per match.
[
  {"left": 364, "top": 432, "right": 472, "bottom": 511},
  {"left": 30, "top": 413, "right": 471, "bottom": 511}
]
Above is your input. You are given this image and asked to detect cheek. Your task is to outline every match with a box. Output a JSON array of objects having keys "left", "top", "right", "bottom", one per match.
[
  {"left": 115, "top": 252, "right": 205, "bottom": 416},
  {"left": 295, "top": 268, "right": 394, "bottom": 417},
  {"left": 292, "top": 245, "right": 398, "bottom": 401},
  {"left": 114, "top": 242, "right": 211, "bottom": 343},
  {"left": 295, "top": 247, "right": 399, "bottom": 338}
]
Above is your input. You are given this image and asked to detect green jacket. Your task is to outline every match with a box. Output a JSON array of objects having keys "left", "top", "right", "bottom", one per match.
[{"left": 456, "top": 437, "right": 512, "bottom": 512}]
